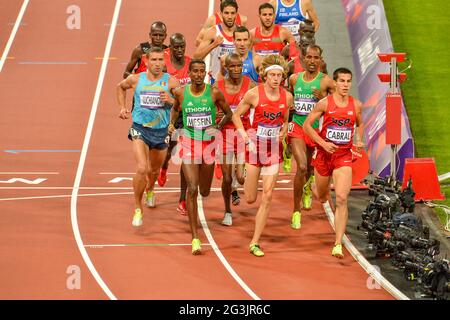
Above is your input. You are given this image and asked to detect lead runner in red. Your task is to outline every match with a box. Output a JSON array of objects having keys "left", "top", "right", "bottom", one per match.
[
  {"left": 303, "top": 67, "right": 365, "bottom": 259},
  {"left": 233, "top": 54, "right": 293, "bottom": 257}
]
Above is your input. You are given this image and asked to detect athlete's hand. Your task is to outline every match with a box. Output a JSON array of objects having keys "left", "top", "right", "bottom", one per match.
[
  {"left": 160, "top": 90, "right": 174, "bottom": 104},
  {"left": 321, "top": 141, "right": 339, "bottom": 154},
  {"left": 246, "top": 140, "right": 257, "bottom": 154},
  {"left": 213, "top": 35, "right": 224, "bottom": 48},
  {"left": 119, "top": 107, "right": 130, "bottom": 119},
  {"left": 312, "top": 89, "right": 323, "bottom": 100},
  {"left": 205, "top": 125, "right": 220, "bottom": 137}
]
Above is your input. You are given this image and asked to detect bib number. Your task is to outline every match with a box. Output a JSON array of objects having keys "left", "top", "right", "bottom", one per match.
[
  {"left": 294, "top": 100, "right": 315, "bottom": 116},
  {"left": 140, "top": 91, "right": 163, "bottom": 109},
  {"left": 257, "top": 124, "right": 281, "bottom": 139},
  {"left": 326, "top": 126, "right": 352, "bottom": 144},
  {"left": 187, "top": 113, "right": 213, "bottom": 129}
]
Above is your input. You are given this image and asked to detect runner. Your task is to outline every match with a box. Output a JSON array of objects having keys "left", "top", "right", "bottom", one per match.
[
  {"left": 287, "top": 44, "right": 334, "bottom": 230},
  {"left": 123, "top": 21, "right": 168, "bottom": 79},
  {"left": 251, "top": 2, "right": 297, "bottom": 57},
  {"left": 195, "top": 0, "right": 247, "bottom": 47},
  {"left": 169, "top": 59, "right": 232, "bottom": 255},
  {"left": 218, "top": 26, "right": 262, "bottom": 83},
  {"left": 194, "top": 0, "right": 239, "bottom": 82},
  {"left": 303, "top": 67, "right": 364, "bottom": 259},
  {"left": 116, "top": 46, "right": 180, "bottom": 227},
  {"left": 157, "top": 33, "right": 191, "bottom": 215},
  {"left": 233, "top": 54, "right": 293, "bottom": 257},
  {"left": 215, "top": 53, "right": 257, "bottom": 226},
  {"left": 270, "top": 0, "right": 320, "bottom": 42}
]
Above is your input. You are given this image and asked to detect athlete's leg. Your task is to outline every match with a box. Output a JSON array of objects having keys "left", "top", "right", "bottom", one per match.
[
  {"left": 199, "top": 162, "right": 215, "bottom": 197},
  {"left": 243, "top": 163, "right": 261, "bottom": 204},
  {"left": 179, "top": 165, "right": 187, "bottom": 202},
  {"left": 332, "top": 166, "right": 352, "bottom": 246},
  {"left": 161, "top": 140, "right": 177, "bottom": 170},
  {"left": 132, "top": 139, "right": 150, "bottom": 211},
  {"left": 291, "top": 138, "right": 308, "bottom": 213},
  {"left": 221, "top": 153, "right": 234, "bottom": 214},
  {"left": 250, "top": 165, "right": 278, "bottom": 246},
  {"left": 182, "top": 162, "right": 200, "bottom": 240},
  {"left": 148, "top": 148, "right": 167, "bottom": 190}
]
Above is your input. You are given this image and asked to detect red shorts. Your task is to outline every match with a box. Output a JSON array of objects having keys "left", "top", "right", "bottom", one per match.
[
  {"left": 312, "top": 147, "right": 353, "bottom": 177},
  {"left": 220, "top": 128, "right": 246, "bottom": 155},
  {"left": 180, "top": 135, "right": 216, "bottom": 165},
  {"left": 288, "top": 122, "right": 317, "bottom": 148},
  {"left": 245, "top": 137, "right": 282, "bottom": 167}
]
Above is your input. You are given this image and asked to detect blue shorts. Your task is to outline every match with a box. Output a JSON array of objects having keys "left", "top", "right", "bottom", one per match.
[{"left": 128, "top": 123, "right": 169, "bottom": 150}]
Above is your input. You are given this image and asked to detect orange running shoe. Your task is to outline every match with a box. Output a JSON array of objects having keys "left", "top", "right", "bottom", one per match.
[{"left": 158, "top": 168, "right": 167, "bottom": 187}]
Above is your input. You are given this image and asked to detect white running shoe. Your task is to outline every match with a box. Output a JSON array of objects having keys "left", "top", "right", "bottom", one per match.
[
  {"left": 144, "top": 190, "right": 156, "bottom": 208},
  {"left": 222, "top": 212, "right": 233, "bottom": 226},
  {"left": 132, "top": 208, "right": 143, "bottom": 227}
]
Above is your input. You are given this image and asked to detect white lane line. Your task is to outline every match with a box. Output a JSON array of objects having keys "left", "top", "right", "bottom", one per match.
[
  {"left": 70, "top": 0, "right": 122, "bottom": 301},
  {"left": 85, "top": 243, "right": 213, "bottom": 248},
  {"left": 18, "top": 61, "right": 87, "bottom": 65},
  {"left": 204, "top": 0, "right": 215, "bottom": 83},
  {"left": 322, "top": 201, "right": 409, "bottom": 300},
  {"left": 198, "top": 195, "right": 261, "bottom": 300},
  {"left": 0, "top": 187, "right": 294, "bottom": 191},
  {"left": 0, "top": 0, "right": 29, "bottom": 72}
]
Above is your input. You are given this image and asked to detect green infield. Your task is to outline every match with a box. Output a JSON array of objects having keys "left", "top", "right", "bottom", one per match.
[{"left": 383, "top": 0, "right": 450, "bottom": 225}]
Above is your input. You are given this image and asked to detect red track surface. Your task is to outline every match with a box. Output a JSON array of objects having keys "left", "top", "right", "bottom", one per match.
[{"left": 0, "top": 0, "right": 394, "bottom": 300}]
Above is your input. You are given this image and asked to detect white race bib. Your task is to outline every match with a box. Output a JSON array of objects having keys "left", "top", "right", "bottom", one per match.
[
  {"left": 294, "top": 99, "right": 316, "bottom": 116},
  {"left": 257, "top": 124, "right": 281, "bottom": 139},
  {"left": 187, "top": 113, "right": 213, "bottom": 129},
  {"left": 282, "top": 20, "right": 300, "bottom": 38},
  {"left": 140, "top": 91, "right": 163, "bottom": 109},
  {"left": 326, "top": 126, "right": 352, "bottom": 144}
]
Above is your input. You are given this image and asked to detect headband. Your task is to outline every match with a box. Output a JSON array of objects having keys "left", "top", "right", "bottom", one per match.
[{"left": 264, "top": 65, "right": 284, "bottom": 73}]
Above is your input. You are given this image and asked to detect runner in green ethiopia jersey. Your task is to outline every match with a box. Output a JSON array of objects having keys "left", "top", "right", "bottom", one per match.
[
  {"left": 287, "top": 44, "right": 334, "bottom": 230},
  {"left": 169, "top": 59, "right": 232, "bottom": 255}
]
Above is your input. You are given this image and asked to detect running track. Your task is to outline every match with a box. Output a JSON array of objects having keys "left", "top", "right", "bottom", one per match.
[{"left": 0, "top": 0, "right": 394, "bottom": 300}]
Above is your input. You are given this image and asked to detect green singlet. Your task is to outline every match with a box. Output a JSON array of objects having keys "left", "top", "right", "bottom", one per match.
[
  {"left": 182, "top": 84, "right": 217, "bottom": 141},
  {"left": 292, "top": 72, "right": 323, "bottom": 129}
]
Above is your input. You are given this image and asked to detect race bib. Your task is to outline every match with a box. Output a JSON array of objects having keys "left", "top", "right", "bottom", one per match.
[
  {"left": 140, "top": 91, "right": 164, "bottom": 109},
  {"left": 294, "top": 99, "right": 316, "bottom": 116},
  {"left": 187, "top": 112, "right": 213, "bottom": 129},
  {"left": 282, "top": 21, "right": 300, "bottom": 38},
  {"left": 256, "top": 49, "right": 279, "bottom": 56},
  {"left": 257, "top": 123, "right": 281, "bottom": 139},
  {"left": 219, "top": 43, "right": 235, "bottom": 57},
  {"left": 326, "top": 126, "right": 352, "bottom": 144},
  {"left": 230, "top": 104, "right": 238, "bottom": 113}
]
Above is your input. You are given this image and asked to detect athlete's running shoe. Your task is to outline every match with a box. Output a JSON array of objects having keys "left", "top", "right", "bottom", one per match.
[
  {"left": 249, "top": 244, "right": 264, "bottom": 257},
  {"left": 222, "top": 212, "right": 233, "bottom": 226},
  {"left": 291, "top": 211, "right": 302, "bottom": 229},
  {"left": 144, "top": 189, "right": 155, "bottom": 208},
  {"left": 177, "top": 200, "right": 188, "bottom": 215},
  {"left": 157, "top": 168, "right": 167, "bottom": 187},
  {"left": 192, "top": 238, "right": 202, "bottom": 255},
  {"left": 231, "top": 190, "right": 240, "bottom": 206},
  {"left": 332, "top": 243, "right": 344, "bottom": 259},
  {"left": 132, "top": 208, "right": 143, "bottom": 227},
  {"left": 282, "top": 138, "right": 292, "bottom": 173},
  {"left": 214, "top": 163, "right": 222, "bottom": 179},
  {"left": 302, "top": 176, "right": 314, "bottom": 210}
]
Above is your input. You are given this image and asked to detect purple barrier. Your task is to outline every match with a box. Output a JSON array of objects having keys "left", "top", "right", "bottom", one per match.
[{"left": 341, "top": 0, "right": 414, "bottom": 180}]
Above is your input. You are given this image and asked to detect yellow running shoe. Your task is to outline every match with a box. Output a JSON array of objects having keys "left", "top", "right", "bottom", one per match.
[
  {"left": 291, "top": 211, "right": 301, "bottom": 229},
  {"left": 302, "top": 177, "right": 314, "bottom": 210},
  {"left": 192, "top": 238, "right": 202, "bottom": 255},
  {"left": 332, "top": 243, "right": 344, "bottom": 259},
  {"left": 132, "top": 208, "right": 143, "bottom": 227},
  {"left": 282, "top": 138, "right": 292, "bottom": 173},
  {"left": 249, "top": 244, "right": 264, "bottom": 257},
  {"left": 144, "top": 189, "right": 155, "bottom": 208}
]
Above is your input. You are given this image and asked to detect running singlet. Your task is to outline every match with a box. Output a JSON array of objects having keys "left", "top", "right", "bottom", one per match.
[
  {"left": 252, "top": 25, "right": 285, "bottom": 56},
  {"left": 210, "top": 25, "right": 236, "bottom": 79},
  {"left": 250, "top": 85, "right": 288, "bottom": 140},
  {"left": 133, "top": 72, "right": 172, "bottom": 129},
  {"left": 134, "top": 42, "right": 169, "bottom": 74},
  {"left": 164, "top": 48, "right": 191, "bottom": 85},
  {"left": 293, "top": 71, "right": 323, "bottom": 128},
  {"left": 214, "top": 12, "right": 242, "bottom": 26},
  {"left": 275, "top": 0, "right": 307, "bottom": 42},
  {"left": 319, "top": 95, "right": 356, "bottom": 150},
  {"left": 242, "top": 51, "right": 259, "bottom": 83},
  {"left": 182, "top": 84, "right": 217, "bottom": 141},
  {"left": 217, "top": 76, "right": 251, "bottom": 130}
]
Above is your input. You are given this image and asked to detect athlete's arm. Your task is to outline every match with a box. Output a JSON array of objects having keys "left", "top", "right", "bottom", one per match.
[
  {"left": 313, "top": 74, "right": 335, "bottom": 100},
  {"left": 161, "top": 76, "right": 181, "bottom": 105},
  {"left": 253, "top": 53, "right": 262, "bottom": 75},
  {"left": 249, "top": 28, "right": 257, "bottom": 50},
  {"left": 280, "top": 92, "right": 294, "bottom": 140},
  {"left": 123, "top": 46, "right": 142, "bottom": 79},
  {"left": 288, "top": 73, "right": 299, "bottom": 93},
  {"left": 304, "top": 97, "right": 338, "bottom": 153},
  {"left": 193, "top": 28, "right": 223, "bottom": 60},
  {"left": 303, "top": 0, "right": 320, "bottom": 32},
  {"left": 212, "top": 87, "right": 232, "bottom": 130},
  {"left": 116, "top": 74, "right": 138, "bottom": 119},
  {"left": 354, "top": 99, "right": 365, "bottom": 149},
  {"left": 268, "top": 0, "right": 278, "bottom": 12},
  {"left": 240, "top": 14, "right": 248, "bottom": 26},
  {"left": 169, "top": 87, "right": 183, "bottom": 134},
  {"left": 195, "top": 14, "right": 216, "bottom": 47},
  {"left": 218, "top": 54, "right": 228, "bottom": 80},
  {"left": 233, "top": 87, "right": 257, "bottom": 142},
  {"left": 280, "top": 26, "right": 297, "bottom": 46}
]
